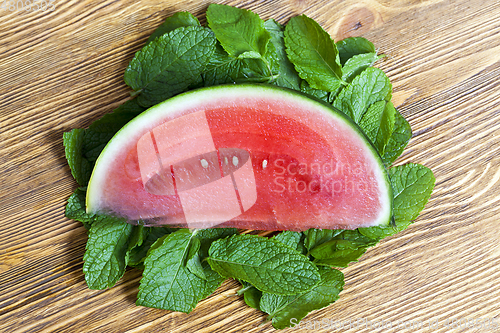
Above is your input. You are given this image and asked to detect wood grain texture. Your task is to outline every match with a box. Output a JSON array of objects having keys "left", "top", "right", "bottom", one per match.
[{"left": 1, "top": 0, "right": 499, "bottom": 332}]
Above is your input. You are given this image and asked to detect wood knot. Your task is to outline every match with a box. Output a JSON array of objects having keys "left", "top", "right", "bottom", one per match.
[{"left": 335, "top": 6, "right": 382, "bottom": 40}]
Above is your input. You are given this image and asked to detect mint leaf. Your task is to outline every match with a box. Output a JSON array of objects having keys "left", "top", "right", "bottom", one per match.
[
  {"left": 238, "top": 281, "right": 262, "bottom": 309},
  {"left": 124, "top": 26, "right": 216, "bottom": 107},
  {"left": 264, "top": 19, "right": 301, "bottom": 90},
  {"left": 127, "top": 227, "right": 174, "bottom": 267},
  {"left": 336, "top": 37, "right": 376, "bottom": 65},
  {"left": 358, "top": 100, "right": 396, "bottom": 155},
  {"left": 303, "top": 229, "right": 344, "bottom": 251},
  {"left": 203, "top": 41, "right": 279, "bottom": 86},
  {"left": 63, "top": 129, "right": 91, "bottom": 186},
  {"left": 202, "top": 44, "right": 247, "bottom": 86},
  {"left": 126, "top": 224, "right": 146, "bottom": 253},
  {"left": 187, "top": 228, "right": 238, "bottom": 282},
  {"left": 300, "top": 81, "right": 330, "bottom": 103},
  {"left": 390, "top": 163, "right": 435, "bottom": 223},
  {"left": 359, "top": 164, "right": 435, "bottom": 240},
  {"left": 342, "top": 52, "right": 383, "bottom": 82},
  {"left": 83, "top": 217, "right": 136, "bottom": 289},
  {"left": 137, "top": 229, "right": 224, "bottom": 313},
  {"left": 145, "top": 12, "right": 200, "bottom": 46},
  {"left": 195, "top": 228, "right": 239, "bottom": 259},
  {"left": 260, "top": 267, "right": 344, "bottom": 329},
  {"left": 284, "top": 15, "right": 343, "bottom": 91},
  {"left": 332, "top": 67, "right": 392, "bottom": 123},
  {"left": 65, "top": 187, "right": 93, "bottom": 230},
  {"left": 185, "top": 237, "right": 206, "bottom": 280},
  {"left": 309, "top": 230, "right": 378, "bottom": 267},
  {"left": 206, "top": 4, "right": 270, "bottom": 59},
  {"left": 382, "top": 109, "right": 412, "bottom": 166},
  {"left": 186, "top": 251, "right": 207, "bottom": 280},
  {"left": 357, "top": 222, "right": 406, "bottom": 241},
  {"left": 273, "top": 231, "right": 304, "bottom": 253},
  {"left": 275, "top": 231, "right": 307, "bottom": 256},
  {"left": 208, "top": 234, "right": 320, "bottom": 295}
]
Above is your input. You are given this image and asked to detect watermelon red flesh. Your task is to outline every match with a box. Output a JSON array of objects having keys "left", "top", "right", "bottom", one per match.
[{"left": 87, "top": 85, "right": 392, "bottom": 231}]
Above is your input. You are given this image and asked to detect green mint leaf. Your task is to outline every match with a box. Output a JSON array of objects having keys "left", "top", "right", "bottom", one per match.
[
  {"left": 186, "top": 251, "right": 207, "bottom": 280},
  {"left": 273, "top": 231, "right": 304, "bottom": 253},
  {"left": 185, "top": 236, "right": 207, "bottom": 280},
  {"left": 382, "top": 109, "right": 412, "bottom": 166},
  {"left": 359, "top": 164, "right": 435, "bottom": 240},
  {"left": 260, "top": 267, "right": 344, "bottom": 329},
  {"left": 208, "top": 234, "right": 320, "bottom": 295},
  {"left": 65, "top": 187, "right": 93, "bottom": 230},
  {"left": 195, "top": 228, "right": 239, "bottom": 259},
  {"left": 390, "top": 163, "right": 435, "bottom": 223},
  {"left": 202, "top": 43, "right": 247, "bottom": 85},
  {"left": 202, "top": 42, "right": 278, "bottom": 86},
  {"left": 358, "top": 100, "right": 396, "bottom": 155},
  {"left": 238, "top": 281, "right": 262, "bottom": 309},
  {"left": 264, "top": 19, "right": 301, "bottom": 90},
  {"left": 126, "top": 224, "right": 146, "bottom": 253},
  {"left": 261, "top": 36, "right": 281, "bottom": 82},
  {"left": 127, "top": 227, "right": 174, "bottom": 267},
  {"left": 63, "top": 129, "right": 92, "bottom": 186},
  {"left": 284, "top": 15, "right": 343, "bottom": 91},
  {"left": 137, "top": 229, "right": 224, "bottom": 313},
  {"left": 145, "top": 12, "right": 200, "bottom": 46},
  {"left": 357, "top": 222, "right": 405, "bottom": 241},
  {"left": 300, "top": 80, "right": 330, "bottom": 103},
  {"left": 336, "top": 37, "right": 376, "bottom": 65},
  {"left": 332, "top": 67, "right": 392, "bottom": 123},
  {"left": 303, "top": 229, "right": 344, "bottom": 252},
  {"left": 206, "top": 4, "right": 270, "bottom": 59},
  {"left": 83, "top": 217, "right": 136, "bottom": 289},
  {"left": 83, "top": 99, "right": 145, "bottom": 162},
  {"left": 310, "top": 230, "right": 378, "bottom": 267},
  {"left": 342, "top": 52, "right": 383, "bottom": 82},
  {"left": 124, "top": 26, "right": 216, "bottom": 107}
]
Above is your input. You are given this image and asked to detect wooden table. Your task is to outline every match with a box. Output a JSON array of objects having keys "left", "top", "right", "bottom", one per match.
[{"left": 1, "top": 0, "right": 499, "bottom": 332}]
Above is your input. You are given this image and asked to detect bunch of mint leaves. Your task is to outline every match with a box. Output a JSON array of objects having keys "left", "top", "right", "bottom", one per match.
[{"left": 63, "top": 4, "right": 435, "bottom": 330}]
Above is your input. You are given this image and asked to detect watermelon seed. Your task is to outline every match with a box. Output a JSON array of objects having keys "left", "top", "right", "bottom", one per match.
[
  {"left": 200, "top": 159, "right": 209, "bottom": 168},
  {"left": 262, "top": 160, "right": 268, "bottom": 169},
  {"left": 232, "top": 156, "right": 239, "bottom": 166}
]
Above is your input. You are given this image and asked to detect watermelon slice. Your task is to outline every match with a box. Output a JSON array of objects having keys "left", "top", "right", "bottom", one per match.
[{"left": 87, "top": 84, "right": 392, "bottom": 231}]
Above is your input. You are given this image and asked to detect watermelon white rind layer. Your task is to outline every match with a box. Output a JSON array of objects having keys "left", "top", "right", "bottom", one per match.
[{"left": 86, "top": 84, "right": 392, "bottom": 230}]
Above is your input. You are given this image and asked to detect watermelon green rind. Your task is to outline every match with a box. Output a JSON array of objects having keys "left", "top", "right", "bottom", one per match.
[{"left": 86, "top": 84, "right": 392, "bottom": 229}]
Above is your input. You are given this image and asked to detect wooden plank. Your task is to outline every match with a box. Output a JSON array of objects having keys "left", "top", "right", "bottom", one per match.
[{"left": 1, "top": 0, "right": 499, "bottom": 332}]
